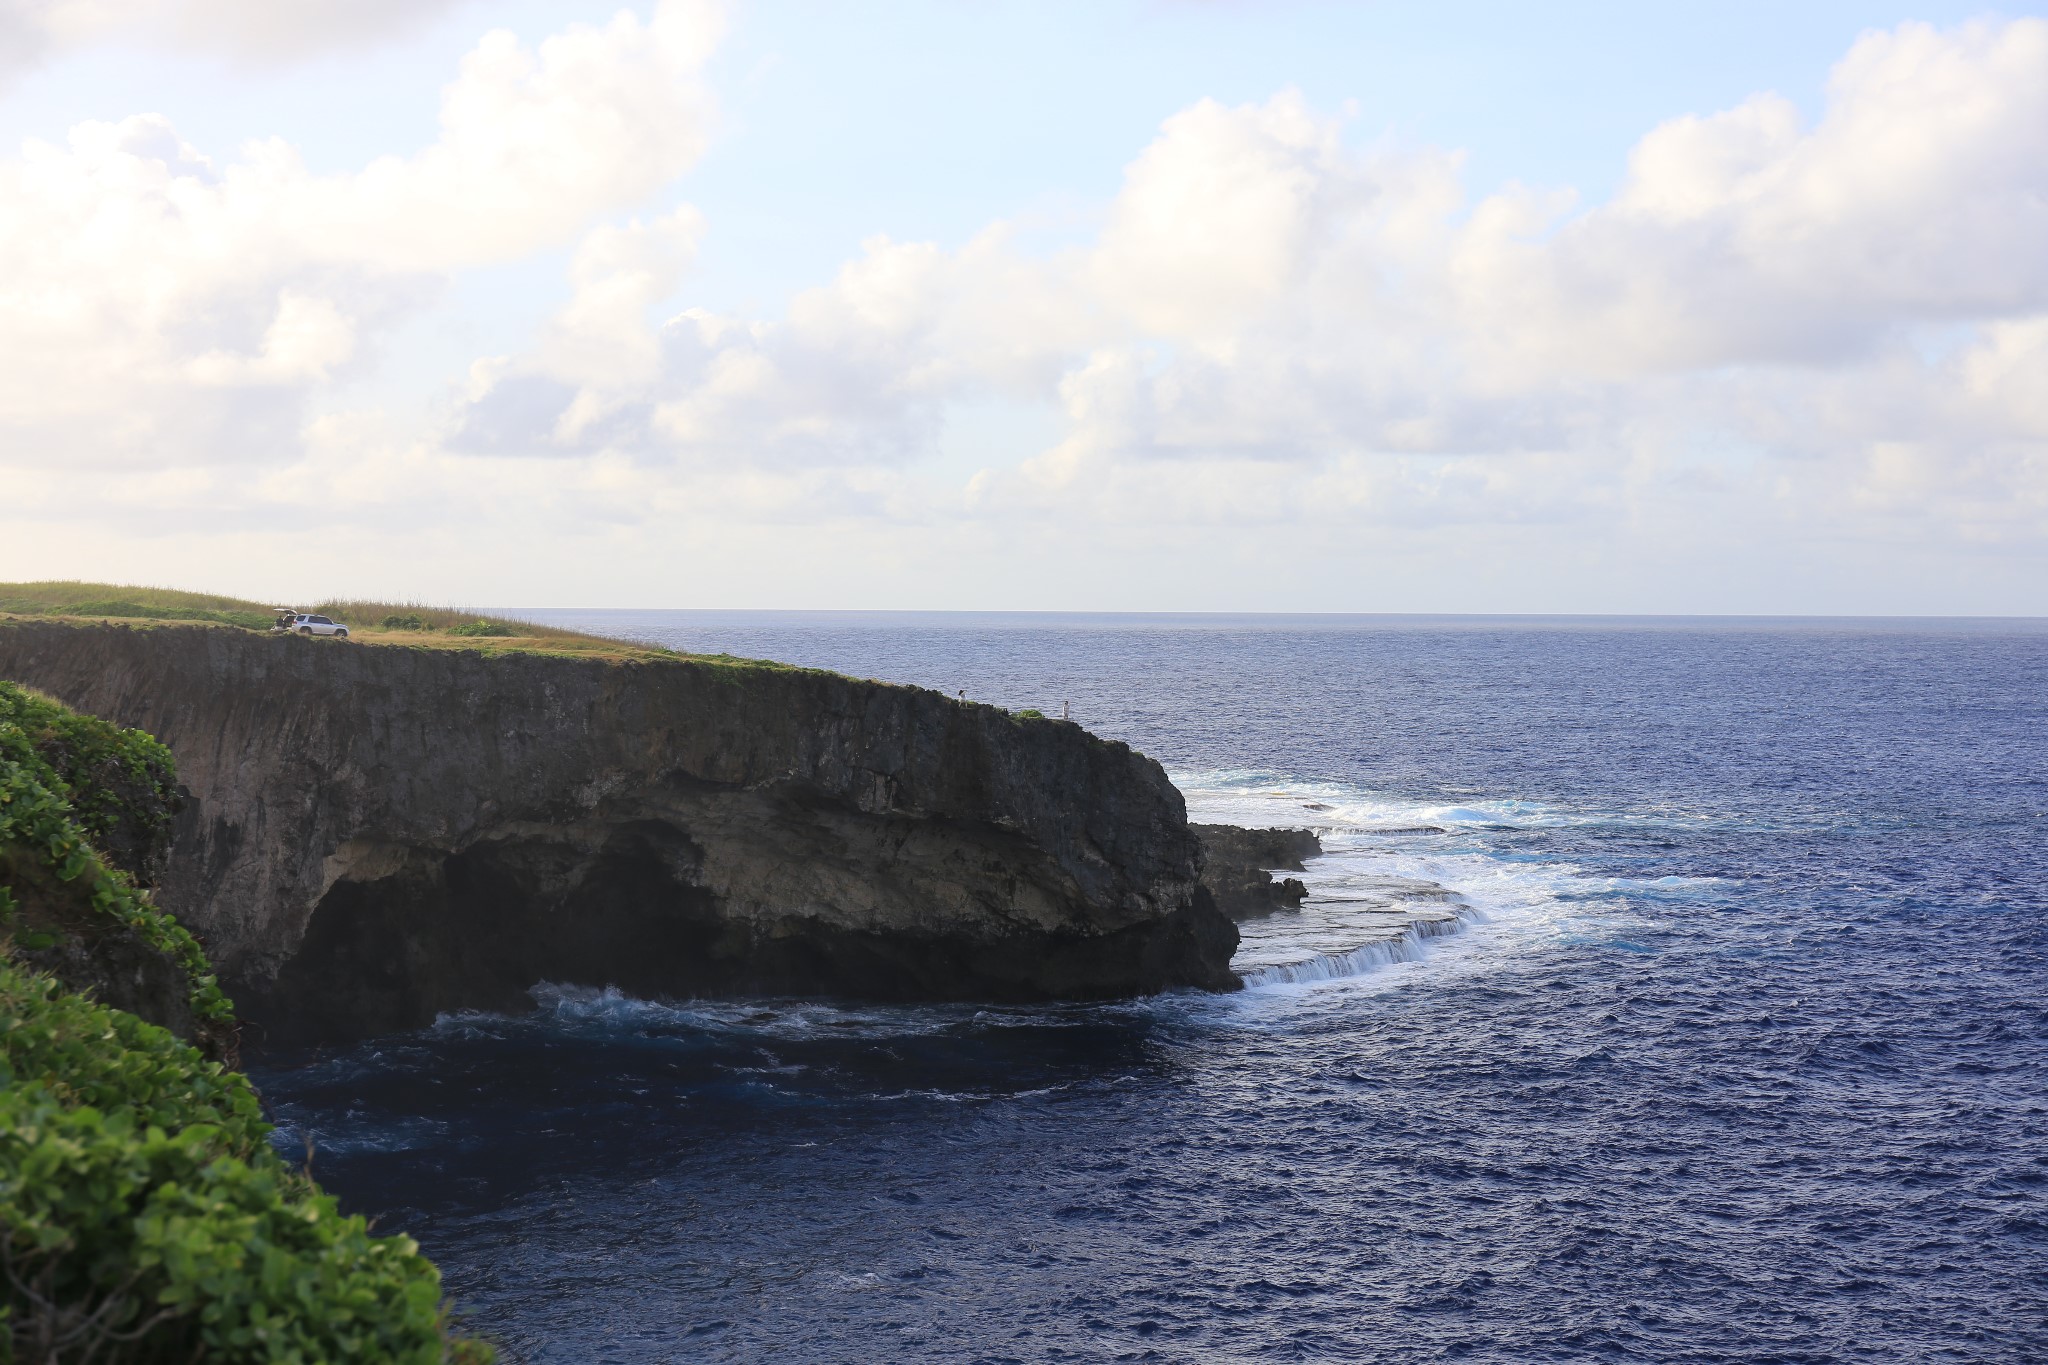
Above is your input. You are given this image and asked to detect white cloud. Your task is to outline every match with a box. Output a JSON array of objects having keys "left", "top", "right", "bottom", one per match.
[
  {"left": 457, "top": 14, "right": 2048, "bottom": 544},
  {"left": 3, "top": 12, "right": 2045, "bottom": 610},
  {"left": 0, "top": 0, "right": 721, "bottom": 468},
  {"left": 0, "top": 0, "right": 475, "bottom": 79},
  {"left": 1463, "top": 20, "right": 2048, "bottom": 378},
  {"left": 1088, "top": 90, "right": 1361, "bottom": 339}
]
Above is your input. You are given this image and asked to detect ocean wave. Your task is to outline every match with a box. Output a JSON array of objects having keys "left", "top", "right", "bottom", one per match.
[
  {"left": 1172, "top": 768, "right": 1803, "bottom": 837},
  {"left": 265, "top": 1112, "right": 453, "bottom": 1159},
  {"left": 433, "top": 983, "right": 1146, "bottom": 1046},
  {"left": 516, "top": 983, "right": 994, "bottom": 1041},
  {"left": 1238, "top": 912, "right": 1470, "bottom": 988},
  {"left": 1185, "top": 771, "right": 1726, "bottom": 992}
]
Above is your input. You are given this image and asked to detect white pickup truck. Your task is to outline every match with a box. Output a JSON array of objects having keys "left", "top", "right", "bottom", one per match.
[{"left": 273, "top": 612, "right": 350, "bottom": 638}]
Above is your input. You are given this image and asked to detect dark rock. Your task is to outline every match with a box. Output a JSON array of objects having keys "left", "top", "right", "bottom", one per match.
[
  {"left": 1191, "top": 824, "right": 1322, "bottom": 872},
  {"left": 0, "top": 621, "right": 1240, "bottom": 1045},
  {"left": 1191, "top": 824, "right": 1324, "bottom": 921}
]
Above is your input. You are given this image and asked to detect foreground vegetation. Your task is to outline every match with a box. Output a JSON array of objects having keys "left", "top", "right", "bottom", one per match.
[{"left": 0, "top": 682, "right": 489, "bottom": 1362}]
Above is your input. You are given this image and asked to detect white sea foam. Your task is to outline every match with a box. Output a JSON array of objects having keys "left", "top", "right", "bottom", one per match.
[
  {"left": 507, "top": 982, "right": 1111, "bottom": 1043},
  {"left": 1175, "top": 767, "right": 1775, "bottom": 837},
  {"left": 1237, "top": 911, "right": 1474, "bottom": 988},
  {"left": 264, "top": 1112, "right": 453, "bottom": 1158},
  {"left": 418, "top": 774, "right": 1699, "bottom": 1037},
  {"left": 1179, "top": 769, "right": 1707, "bottom": 992}
]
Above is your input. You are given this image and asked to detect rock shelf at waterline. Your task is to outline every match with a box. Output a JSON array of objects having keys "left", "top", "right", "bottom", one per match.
[
  {"left": 0, "top": 618, "right": 1240, "bottom": 1044},
  {"left": 1192, "top": 823, "right": 1321, "bottom": 920},
  {"left": 1232, "top": 875, "right": 1480, "bottom": 986}
]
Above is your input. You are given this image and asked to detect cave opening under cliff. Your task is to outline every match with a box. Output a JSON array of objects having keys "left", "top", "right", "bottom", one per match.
[{"left": 257, "top": 822, "right": 732, "bottom": 1043}]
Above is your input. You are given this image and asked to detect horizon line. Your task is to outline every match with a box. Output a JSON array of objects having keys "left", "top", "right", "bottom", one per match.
[{"left": 499, "top": 607, "right": 2048, "bottom": 625}]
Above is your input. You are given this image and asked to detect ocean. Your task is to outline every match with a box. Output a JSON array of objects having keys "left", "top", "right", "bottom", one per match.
[{"left": 250, "top": 614, "right": 2048, "bottom": 1362}]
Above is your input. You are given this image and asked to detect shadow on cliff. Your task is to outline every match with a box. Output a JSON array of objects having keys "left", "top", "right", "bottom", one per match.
[
  {"left": 247, "top": 809, "right": 1237, "bottom": 1050},
  {"left": 0, "top": 621, "right": 1241, "bottom": 1048}
]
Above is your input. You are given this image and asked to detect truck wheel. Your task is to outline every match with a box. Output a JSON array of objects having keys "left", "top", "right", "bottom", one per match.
[
  {"left": 299, "top": 626, "right": 313, "bottom": 636},
  {"left": 336, "top": 629, "right": 349, "bottom": 638}
]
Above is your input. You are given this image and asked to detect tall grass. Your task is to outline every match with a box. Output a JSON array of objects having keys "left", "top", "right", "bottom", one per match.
[
  {"left": 310, "top": 599, "right": 595, "bottom": 640},
  {"left": 0, "top": 581, "right": 267, "bottom": 614},
  {"left": 0, "top": 582, "right": 610, "bottom": 644}
]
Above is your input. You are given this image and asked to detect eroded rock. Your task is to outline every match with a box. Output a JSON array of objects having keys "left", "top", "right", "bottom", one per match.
[
  {"left": 1192, "top": 824, "right": 1324, "bottom": 921},
  {"left": 0, "top": 622, "right": 1239, "bottom": 1044}
]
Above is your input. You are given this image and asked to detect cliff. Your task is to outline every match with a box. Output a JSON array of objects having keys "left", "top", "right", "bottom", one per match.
[
  {"left": 0, "top": 621, "right": 1237, "bottom": 1044},
  {"left": 1191, "top": 824, "right": 1322, "bottom": 920}
]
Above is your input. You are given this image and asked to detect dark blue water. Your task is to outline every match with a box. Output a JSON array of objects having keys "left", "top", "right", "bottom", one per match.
[{"left": 254, "top": 615, "right": 2048, "bottom": 1362}]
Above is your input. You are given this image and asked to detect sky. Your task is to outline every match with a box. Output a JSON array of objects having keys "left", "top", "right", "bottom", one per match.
[{"left": 1, "top": 1, "right": 2045, "bottom": 613}]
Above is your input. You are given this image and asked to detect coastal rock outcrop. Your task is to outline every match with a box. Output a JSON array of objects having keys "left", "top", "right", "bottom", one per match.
[
  {"left": 0, "top": 622, "right": 1238, "bottom": 1044},
  {"left": 1192, "top": 824, "right": 1323, "bottom": 920}
]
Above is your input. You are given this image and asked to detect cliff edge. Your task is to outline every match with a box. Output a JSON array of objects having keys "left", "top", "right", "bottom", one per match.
[
  {"left": 0, "top": 621, "right": 1237, "bottom": 1043},
  {"left": 1191, "top": 825, "right": 1322, "bottom": 920}
]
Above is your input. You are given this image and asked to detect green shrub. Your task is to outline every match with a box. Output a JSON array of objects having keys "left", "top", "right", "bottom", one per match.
[
  {"left": 445, "top": 621, "right": 514, "bottom": 638},
  {"left": 0, "top": 686, "right": 491, "bottom": 1362},
  {"left": 380, "top": 613, "right": 427, "bottom": 632},
  {"left": 0, "top": 966, "right": 484, "bottom": 1363},
  {"left": 1014, "top": 709, "right": 1046, "bottom": 721},
  {"left": 0, "top": 683, "right": 230, "bottom": 1034},
  {"left": 0, "top": 681, "right": 179, "bottom": 882}
]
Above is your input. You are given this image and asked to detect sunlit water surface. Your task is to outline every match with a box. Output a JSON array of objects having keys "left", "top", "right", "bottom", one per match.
[{"left": 252, "top": 614, "right": 2048, "bottom": 1362}]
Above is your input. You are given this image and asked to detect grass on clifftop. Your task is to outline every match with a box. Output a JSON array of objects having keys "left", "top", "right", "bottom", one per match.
[
  {"left": 0, "top": 584, "right": 863, "bottom": 676},
  {"left": 2, "top": 581, "right": 592, "bottom": 638},
  {"left": 0, "top": 582, "right": 266, "bottom": 617},
  {"left": 0, "top": 581, "right": 680, "bottom": 659}
]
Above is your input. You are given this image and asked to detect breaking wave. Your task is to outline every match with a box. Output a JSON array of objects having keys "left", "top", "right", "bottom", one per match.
[
  {"left": 1236, "top": 908, "right": 1477, "bottom": 988},
  {"left": 1181, "top": 769, "right": 1722, "bottom": 991}
]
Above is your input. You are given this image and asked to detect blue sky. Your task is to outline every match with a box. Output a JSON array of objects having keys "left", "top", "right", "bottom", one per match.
[{"left": 1, "top": 1, "right": 2044, "bottom": 611}]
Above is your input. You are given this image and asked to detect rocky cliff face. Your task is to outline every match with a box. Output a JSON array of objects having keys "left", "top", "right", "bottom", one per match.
[
  {"left": 0, "top": 622, "right": 1237, "bottom": 1044},
  {"left": 1191, "top": 825, "right": 1323, "bottom": 920}
]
